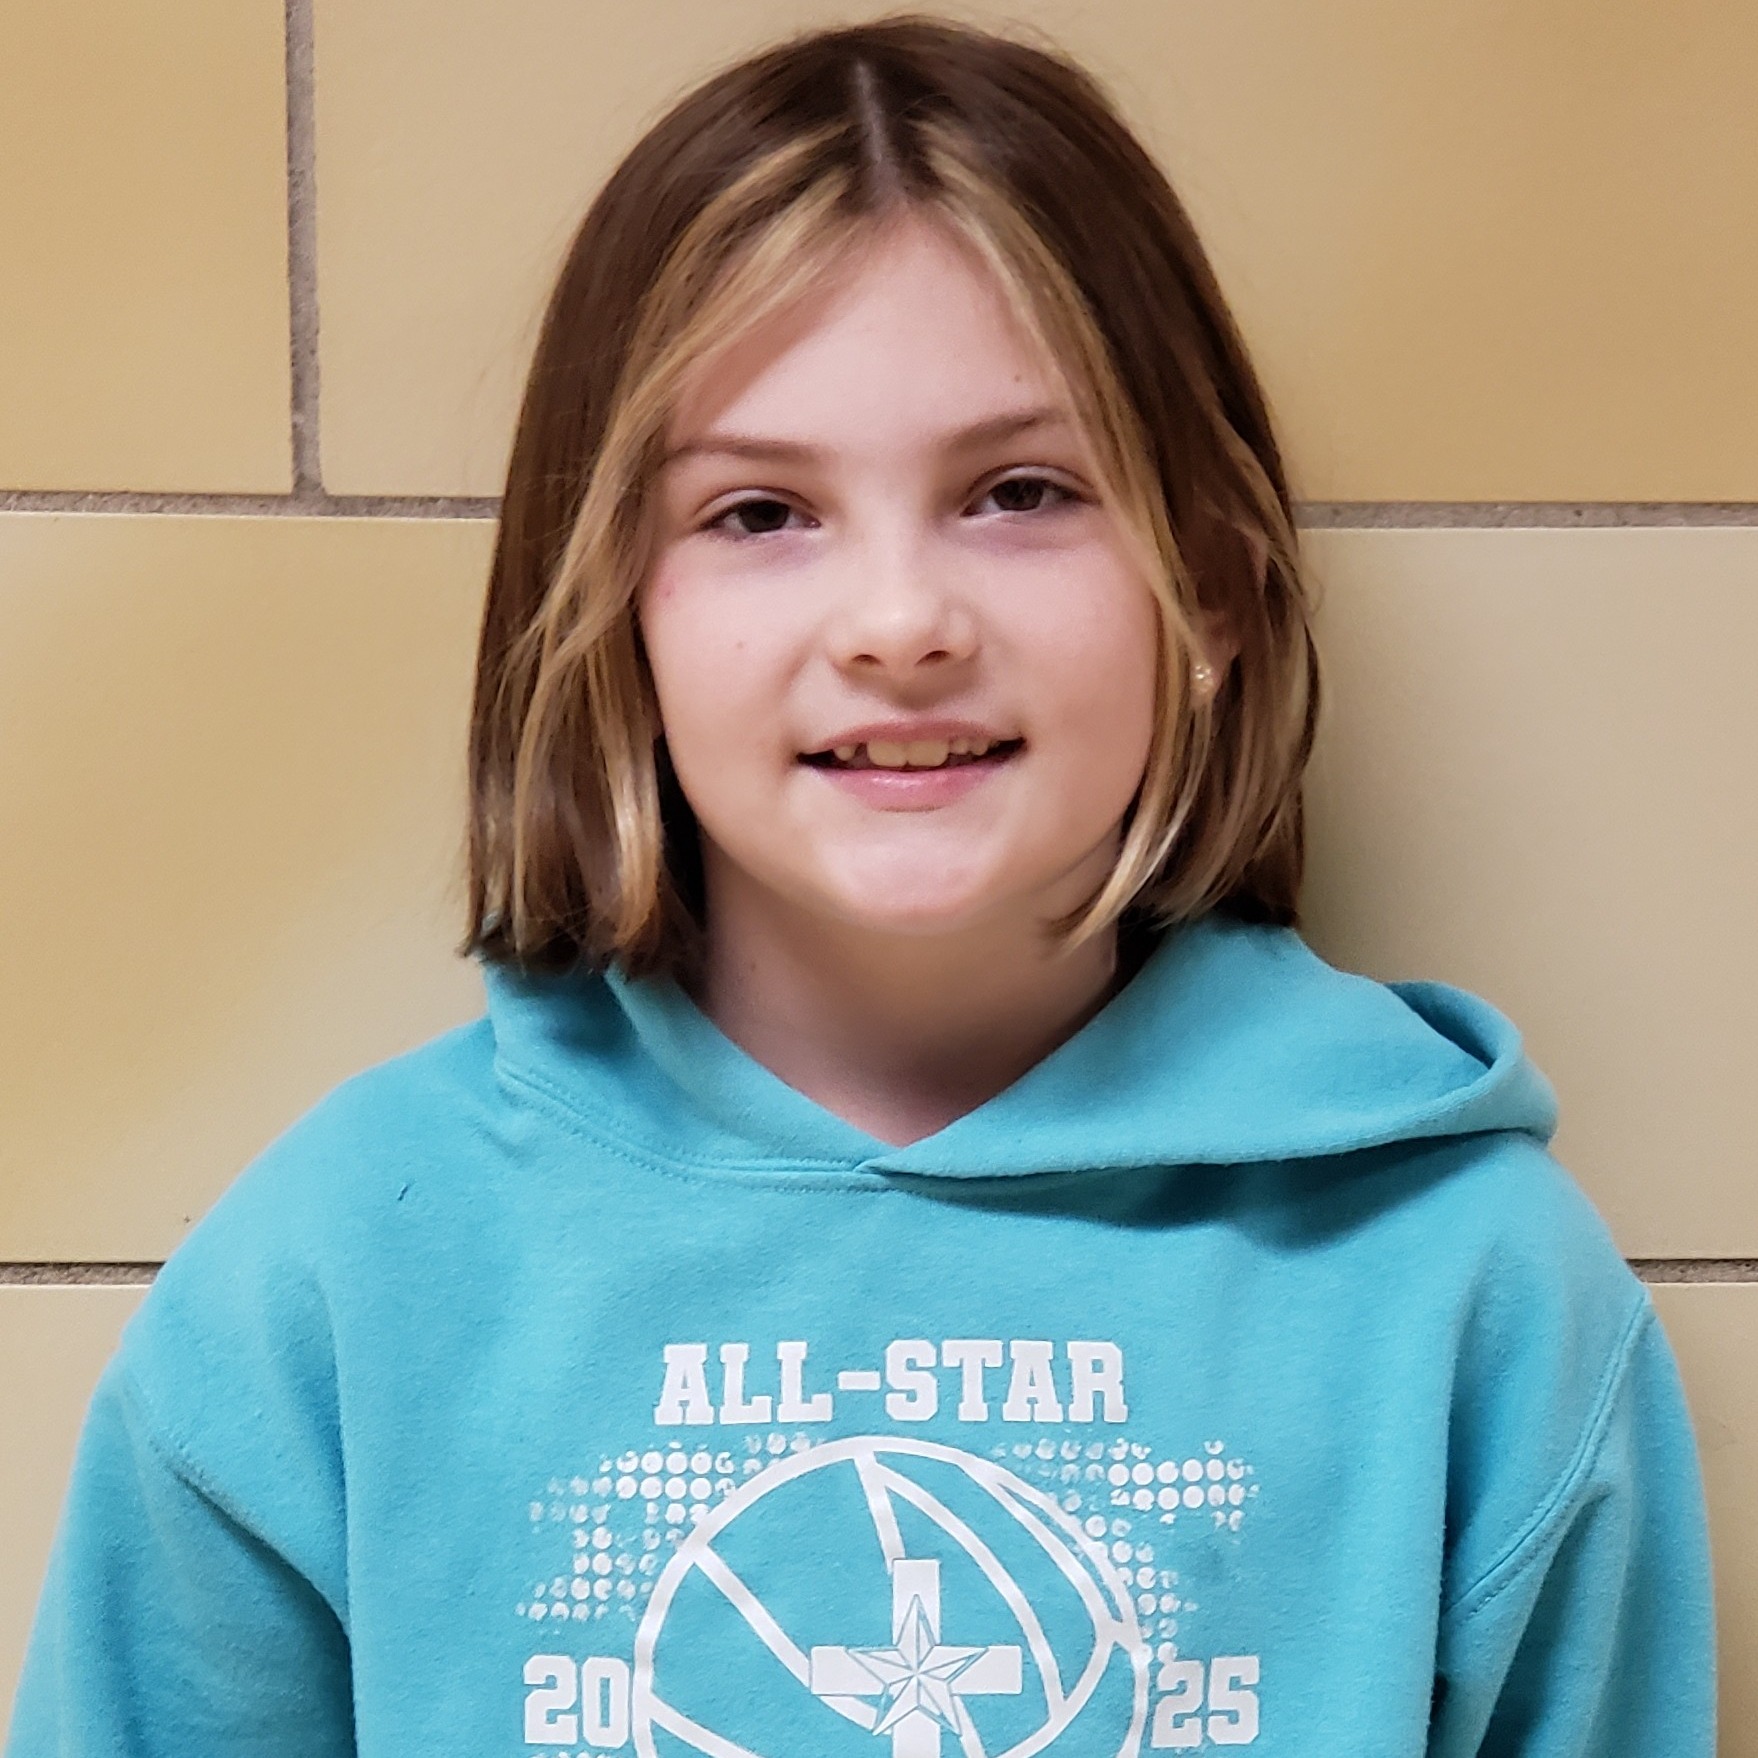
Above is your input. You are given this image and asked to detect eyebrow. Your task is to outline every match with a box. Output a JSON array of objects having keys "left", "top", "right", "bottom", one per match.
[{"left": 660, "top": 405, "right": 1074, "bottom": 469}]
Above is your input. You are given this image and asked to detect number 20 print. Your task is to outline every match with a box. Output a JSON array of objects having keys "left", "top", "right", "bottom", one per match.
[{"left": 524, "top": 1648, "right": 1258, "bottom": 1750}]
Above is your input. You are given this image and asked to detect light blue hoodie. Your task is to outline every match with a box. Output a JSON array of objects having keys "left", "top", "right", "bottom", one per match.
[{"left": 7, "top": 914, "right": 1714, "bottom": 1757}]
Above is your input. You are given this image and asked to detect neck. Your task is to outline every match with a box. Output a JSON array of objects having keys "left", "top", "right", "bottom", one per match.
[{"left": 692, "top": 869, "right": 1125, "bottom": 1148}]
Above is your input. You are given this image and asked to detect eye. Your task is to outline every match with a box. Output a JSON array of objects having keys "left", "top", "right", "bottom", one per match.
[
  {"left": 702, "top": 496, "right": 807, "bottom": 540},
  {"left": 973, "top": 472, "right": 1082, "bottom": 517}
]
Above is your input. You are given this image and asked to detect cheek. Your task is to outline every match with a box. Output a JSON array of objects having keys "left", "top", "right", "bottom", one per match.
[
  {"left": 637, "top": 564, "right": 794, "bottom": 799},
  {"left": 641, "top": 569, "right": 736, "bottom": 725},
  {"left": 637, "top": 561, "right": 698, "bottom": 697},
  {"left": 1023, "top": 572, "right": 1162, "bottom": 794}
]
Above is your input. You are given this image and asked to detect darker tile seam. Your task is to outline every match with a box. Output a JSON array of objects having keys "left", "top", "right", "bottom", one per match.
[
  {"left": 284, "top": 0, "right": 323, "bottom": 499},
  {"left": 2, "top": 1260, "right": 1755, "bottom": 1287},
  {"left": 1299, "top": 502, "right": 1758, "bottom": 528},
  {"left": 0, "top": 490, "right": 501, "bottom": 519},
  {"left": 0, "top": 1264, "right": 163, "bottom": 1286},
  {"left": 1629, "top": 1260, "right": 1758, "bottom": 1284},
  {"left": 2, "top": 493, "right": 1757, "bottom": 525}
]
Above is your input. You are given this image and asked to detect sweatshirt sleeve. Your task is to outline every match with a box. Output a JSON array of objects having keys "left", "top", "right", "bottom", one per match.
[
  {"left": 4, "top": 1355, "right": 355, "bottom": 1758},
  {"left": 1428, "top": 1298, "right": 1716, "bottom": 1758}
]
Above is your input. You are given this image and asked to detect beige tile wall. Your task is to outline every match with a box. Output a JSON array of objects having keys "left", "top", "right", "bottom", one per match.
[
  {"left": 0, "top": 515, "right": 490, "bottom": 1260},
  {"left": 0, "top": 1287, "right": 147, "bottom": 1719},
  {"left": 312, "top": 0, "right": 1758, "bottom": 500},
  {"left": 0, "top": 2, "right": 292, "bottom": 492},
  {"left": 1300, "top": 527, "right": 1758, "bottom": 1257},
  {"left": 3, "top": 0, "right": 1752, "bottom": 1734}
]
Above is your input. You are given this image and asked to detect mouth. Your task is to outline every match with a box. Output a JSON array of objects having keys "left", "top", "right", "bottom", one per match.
[{"left": 798, "top": 735, "right": 1026, "bottom": 772}]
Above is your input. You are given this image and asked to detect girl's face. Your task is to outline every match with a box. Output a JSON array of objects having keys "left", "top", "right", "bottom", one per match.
[{"left": 639, "top": 214, "right": 1162, "bottom": 944}]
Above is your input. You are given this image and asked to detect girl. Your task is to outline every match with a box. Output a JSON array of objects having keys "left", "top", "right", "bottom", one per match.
[{"left": 8, "top": 14, "right": 1713, "bottom": 1757}]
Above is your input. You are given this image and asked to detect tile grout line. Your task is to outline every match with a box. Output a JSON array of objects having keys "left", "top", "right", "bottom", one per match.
[
  {"left": 1299, "top": 502, "right": 1758, "bottom": 528},
  {"left": 1, "top": 493, "right": 1758, "bottom": 524},
  {"left": 1630, "top": 1260, "right": 1758, "bottom": 1284},
  {"left": 0, "top": 1265, "right": 163, "bottom": 1286},
  {"left": 283, "top": 0, "right": 323, "bottom": 500},
  {"left": 2, "top": 1259, "right": 1756, "bottom": 1287},
  {"left": 0, "top": 490, "right": 501, "bottom": 519}
]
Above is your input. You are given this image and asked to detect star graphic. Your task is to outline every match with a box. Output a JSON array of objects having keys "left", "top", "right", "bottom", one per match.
[{"left": 845, "top": 1594, "right": 987, "bottom": 1735}]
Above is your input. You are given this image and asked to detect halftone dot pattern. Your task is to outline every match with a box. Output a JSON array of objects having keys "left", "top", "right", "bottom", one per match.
[
  {"left": 994, "top": 1435, "right": 1254, "bottom": 1528},
  {"left": 513, "top": 1427, "right": 1258, "bottom": 1687},
  {"left": 986, "top": 1434, "right": 1256, "bottom": 1651},
  {"left": 516, "top": 1431, "right": 1255, "bottom": 1655},
  {"left": 516, "top": 1432, "right": 842, "bottom": 1625}
]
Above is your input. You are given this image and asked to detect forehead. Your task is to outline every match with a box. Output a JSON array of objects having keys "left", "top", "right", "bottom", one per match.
[{"left": 663, "top": 214, "right": 1081, "bottom": 462}]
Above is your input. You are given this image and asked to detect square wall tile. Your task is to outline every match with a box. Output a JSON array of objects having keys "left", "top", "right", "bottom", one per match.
[
  {"left": 0, "top": 515, "right": 492, "bottom": 1260},
  {"left": 1101, "top": 0, "right": 1758, "bottom": 501},
  {"left": 1651, "top": 1285, "right": 1758, "bottom": 1756},
  {"left": 313, "top": 0, "right": 865, "bottom": 496},
  {"left": 0, "top": 2, "right": 292, "bottom": 491},
  {"left": 0, "top": 1286, "right": 147, "bottom": 1725},
  {"left": 313, "top": 0, "right": 1758, "bottom": 499},
  {"left": 1300, "top": 528, "right": 1758, "bottom": 1257}
]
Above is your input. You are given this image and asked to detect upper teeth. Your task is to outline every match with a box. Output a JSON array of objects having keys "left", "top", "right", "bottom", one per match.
[{"left": 832, "top": 737, "right": 997, "bottom": 768}]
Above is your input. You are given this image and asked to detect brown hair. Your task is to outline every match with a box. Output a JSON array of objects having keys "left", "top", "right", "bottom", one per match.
[{"left": 467, "top": 11, "right": 1319, "bottom": 977}]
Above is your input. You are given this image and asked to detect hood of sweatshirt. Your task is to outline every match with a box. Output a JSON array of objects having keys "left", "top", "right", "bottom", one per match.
[
  {"left": 481, "top": 911, "right": 1557, "bottom": 1179},
  {"left": 39, "top": 912, "right": 1690, "bottom": 1758}
]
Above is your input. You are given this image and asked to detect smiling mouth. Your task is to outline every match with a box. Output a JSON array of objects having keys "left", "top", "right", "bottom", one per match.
[{"left": 799, "top": 736, "right": 1026, "bottom": 772}]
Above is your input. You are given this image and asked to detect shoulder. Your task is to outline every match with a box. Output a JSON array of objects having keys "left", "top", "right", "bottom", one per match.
[
  {"left": 113, "top": 1016, "right": 507, "bottom": 1473},
  {"left": 159, "top": 1012, "right": 504, "bottom": 1277},
  {"left": 1392, "top": 1130, "right": 1659, "bottom": 1606},
  {"left": 1350, "top": 1125, "right": 1645, "bottom": 1411},
  {"left": 1413, "top": 1128, "right": 1643, "bottom": 1349}
]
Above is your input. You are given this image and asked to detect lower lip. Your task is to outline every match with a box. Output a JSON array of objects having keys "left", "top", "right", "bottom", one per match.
[{"left": 804, "top": 751, "right": 1018, "bottom": 810}]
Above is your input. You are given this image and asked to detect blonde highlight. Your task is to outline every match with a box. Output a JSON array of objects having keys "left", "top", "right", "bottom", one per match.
[{"left": 467, "top": 14, "right": 1319, "bottom": 977}]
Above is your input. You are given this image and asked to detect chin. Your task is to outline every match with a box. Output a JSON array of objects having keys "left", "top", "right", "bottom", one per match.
[{"left": 815, "top": 878, "right": 1021, "bottom": 939}]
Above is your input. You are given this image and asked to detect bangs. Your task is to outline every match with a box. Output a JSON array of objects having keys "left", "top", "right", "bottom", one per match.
[{"left": 466, "top": 15, "right": 1317, "bottom": 977}]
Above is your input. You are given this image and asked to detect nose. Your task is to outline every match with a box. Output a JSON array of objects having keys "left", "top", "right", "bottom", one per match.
[{"left": 824, "top": 529, "right": 978, "bottom": 680}]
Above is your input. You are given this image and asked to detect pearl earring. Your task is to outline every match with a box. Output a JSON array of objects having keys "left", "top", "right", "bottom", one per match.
[{"left": 1192, "top": 660, "right": 1216, "bottom": 694}]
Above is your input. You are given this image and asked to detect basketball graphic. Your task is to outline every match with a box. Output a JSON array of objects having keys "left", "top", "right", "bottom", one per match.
[{"left": 631, "top": 1436, "right": 1149, "bottom": 1756}]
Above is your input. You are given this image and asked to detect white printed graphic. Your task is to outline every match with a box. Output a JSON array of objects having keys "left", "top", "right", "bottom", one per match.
[
  {"left": 652, "top": 1339, "right": 1129, "bottom": 1428},
  {"left": 519, "top": 1339, "right": 1260, "bottom": 1746},
  {"left": 629, "top": 1435, "right": 1150, "bottom": 1758},
  {"left": 808, "top": 1558, "right": 1023, "bottom": 1756},
  {"left": 517, "top": 1434, "right": 1255, "bottom": 1644}
]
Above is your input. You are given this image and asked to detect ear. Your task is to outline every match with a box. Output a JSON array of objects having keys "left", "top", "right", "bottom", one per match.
[
  {"left": 1181, "top": 548, "right": 1251, "bottom": 699},
  {"left": 1181, "top": 513, "right": 1259, "bottom": 701},
  {"left": 1188, "top": 597, "right": 1243, "bottom": 706}
]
